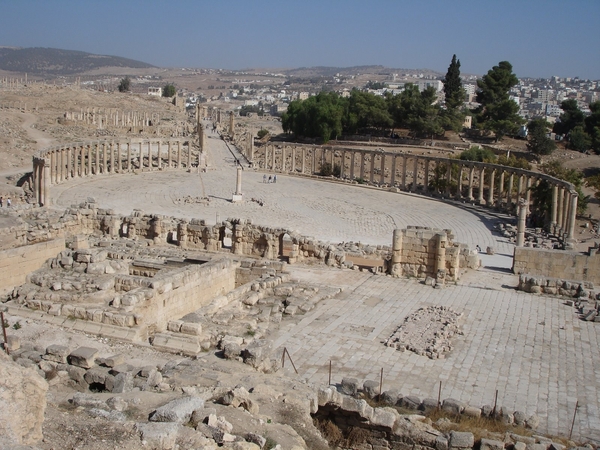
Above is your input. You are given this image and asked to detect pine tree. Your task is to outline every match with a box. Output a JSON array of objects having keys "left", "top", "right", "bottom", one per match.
[{"left": 443, "top": 55, "right": 464, "bottom": 110}]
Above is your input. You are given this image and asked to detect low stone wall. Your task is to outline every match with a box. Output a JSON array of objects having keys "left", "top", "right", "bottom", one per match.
[
  {"left": 513, "top": 246, "right": 600, "bottom": 284},
  {"left": 390, "top": 227, "right": 478, "bottom": 281},
  {"left": 0, "top": 238, "right": 65, "bottom": 292},
  {"left": 315, "top": 383, "right": 547, "bottom": 450},
  {"left": 517, "top": 274, "right": 598, "bottom": 300}
]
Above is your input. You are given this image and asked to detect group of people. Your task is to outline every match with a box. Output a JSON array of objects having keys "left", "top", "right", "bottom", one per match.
[
  {"left": 262, "top": 174, "right": 277, "bottom": 184},
  {"left": 0, "top": 196, "right": 11, "bottom": 207}
]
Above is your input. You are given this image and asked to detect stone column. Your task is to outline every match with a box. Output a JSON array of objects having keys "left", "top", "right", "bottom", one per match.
[
  {"left": 478, "top": 167, "right": 485, "bottom": 204},
  {"left": 516, "top": 198, "right": 528, "bottom": 247},
  {"left": 434, "top": 232, "right": 447, "bottom": 274},
  {"left": 58, "top": 149, "right": 64, "bottom": 183},
  {"left": 110, "top": 142, "right": 115, "bottom": 173},
  {"left": 250, "top": 134, "right": 255, "bottom": 162},
  {"left": 551, "top": 184, "right": 558, "bottom": 230},
  {"left": 391, "top": 155, "right": 397, "bottom": 186},
  {"left": 412, "top": 157, "right": 419, "bottom": 191},
  {"left": 445, "top": 162, "right": 452, "bottom": 197},
  {"left": 167, "top": 141, "right": 172, "bottom": 168},
  {"left": 301, "top": 147, "right": 306, "bottom": 174},
  {"left": 567, "top": 191, "right": 578, "bottom": 241},
  {"left": 497, "top": 171, "right": 505, "bottom": 208},
  {"left": 517, "top": 174, "right": 524, "bottom": 201},
  {"left": 525, "top": 177, "right": 532, "bottom": 211},
  {"left": 557, "top": 187, "right": 565, "bottom": 231},
  {"left": 177, "top": 141, "right": 182, "bottom": 168},
  {"left": 235, "top": 166, "right": 242, "bottom": 195},
  {"left": 562, "top": 189, "right": 570, "bottom": 232},
  {"left": 349, "top": 152, "right": 355, "bottom": 179},
  {"left": 157, "top": 141, "right": 162, "bottom": 170},
  {"left": 103, "top": 143, "right": 108, "bottom": 173},
  {"left": 468, "top": 166, "right": 475, "bottom": 200},
  {"left": 281, "top": 146, "right": 287, "bottom": 172},
  {"left": 369, "top": 153, "right": 375, "bottom": 183},
  {"left": 360, "top": 152, "right": 365, "bottom": 180},
  {"left": 87, "top": 144, "right": 92, "bottom": 175},
  {"left": 390, "top": 229, "right": 403, "bottom": 277},
  {"left": 380, "top": 154, "right": 386, "bottom": 185},
  {"left": 43, "top": 162, "right": 51, "bottom": 206},
  {"left": 507, "top": 173, "right": 514, "bottom": 206},
  {"left": 148, "top": 141, "right": 154, "bottom": 170},
  {"left": 455, "top": 165, "right": 462, "bottom": 199},
  {"left": 423, "top": 159, "right": 430, "bottom": 192},
  {"left": 229, "top": 111, "right": 234, "bottom": 135},
  {"left": 339, "top": 150, "right": 345, "bottom": 178},
  {"left": 272, "top": 144, "right": 276, "bottom": 172},
  {"left": 487, "top": 170, "right": 495, "bottom": 205},
  {"left": 116, "top": 142, "right": 122, "bottom": 173},
  {"left": 401, "top": 155, "right": 407, "bottom": 189}
]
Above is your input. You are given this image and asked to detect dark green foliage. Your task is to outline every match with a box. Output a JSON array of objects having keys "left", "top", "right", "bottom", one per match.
[
  {"left": 365, "top": 81, "right": 386, "bottom": 90},
  {"left": 386, "top": 84, "right": 443, "bottom": 138},
  {"left": 459, "top": 146, "right": 496, "bottom": 162},
  {"left": 526, "top": 119, "right": 556, "bottom": 157},
  {"left": 162, "top": 84, "right": 176, "bottom": 97},
  {"left": 345, "top": 90, "right": 393, "bottom": 133},
  {"left": 257, "top": 129, "right": 269, "bottom": 139},
  {"left": 282, "top": 92, "right": 345, "bottom": 143},
  {"left": 319, "top": 162, "right": 341, "bottom": 177},
  {"left": 117, "top": 76, "right": 130, "bottom": 93},
  {"left": 569, "top": 126, "right": 592, "bottom": 152},
  {"left": 553, "top": 99, "right": 585, "bottom": 137},
  {"left": 443, "top": 55, "right": 465, "bottom": 110},
  {"left": 472, "top": 61, "right": 522, "bottom": 141},
  {"left": 584, "top": 101, "right": 600, "bottom": 153}
]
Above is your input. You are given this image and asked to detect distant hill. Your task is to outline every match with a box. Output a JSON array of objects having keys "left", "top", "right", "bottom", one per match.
[
  {"left": 282, "top": 65, "right": 443, "bottom": 78},
  {"left": 0, "top": 47, "right": 155, "bottom": 75}
]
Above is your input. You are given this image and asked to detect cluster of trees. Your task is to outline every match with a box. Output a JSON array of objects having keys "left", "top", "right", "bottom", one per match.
[
  {"left": 117, "top": 77, "right": 177, "bottom": 98},
  {"left": 282, "top": 56, "right": 526, "bottom": 144},
  {"left": 553, "top": 99, "right": 600, "bottom": 153},
  {"left": 281, "top": 85, "right": 463, "bottom": 143}
]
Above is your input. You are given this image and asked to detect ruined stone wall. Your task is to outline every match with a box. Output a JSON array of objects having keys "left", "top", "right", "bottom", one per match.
[
  {"left": 513, "top": 246, "right": 600, "bottom": 284},
  {"left": 0, "top": 238, "right": 66, "bottom": 292},
  {"left": 390, "top": 227, "right": 477, "bottom": 281},
  {"left": 143, "top": 258, "right": 238, "bottom": 332}
]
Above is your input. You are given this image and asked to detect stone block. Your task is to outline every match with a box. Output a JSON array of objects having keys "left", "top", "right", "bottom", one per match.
[
  {"left": 68, "top": 347, "right": 99, "bottom": 369},
  {"left": 4, "top": 335, "right": 20, "bottom": 352},
  {"left": 180, "top": 322, "right": 202, "bottom": 336},
  {"left": 150, "top": 396, "right": 205, "bottom": 423},
  {"left": 341, "top": 377, "right": 359, "bottom": 396},
  {"left": 436, "top": 435, "right": 449, "bottom": 450},
  {"left": 380, "top": 389, "right": 399, "bottom": 406},
  {"left": 449, "top": 431, "right": 474, "bottom": 449},
  {"left": 136, "top": 422, "right": 179, "bottom": 449},
  {"left": 112, "top": 372, "right": 134, "bottom": 393},
  {"left": 421, "top": 397, "right": 439, "bottom": 412},
  {"left": 400, "top": 395, "right": 421, "bottom": 410},
  {"left": 102, "top": 354, "right": 125, "bottom": 368},
  {"left": 44, "top": 344, "right": 69, "bottom": 363},
  {"left": 370, "top": 408, "right": 397, "bottom": 428},
  {"left": 462, "top": 405, "right": 481, "bottom": 418},
  {"left": 362, "top": 379, "right": 380, "bottom": 399},
  {"left": 480, "top": 438, "right": 505, "bottom": 450}
]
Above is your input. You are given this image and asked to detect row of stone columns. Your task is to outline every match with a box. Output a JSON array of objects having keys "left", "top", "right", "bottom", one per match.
[
  {"left": 33, "top": 140, "right": 192, "bottom": 206},
  {"left": 261, "top": 144, "right": 577, "bottom": 240}
]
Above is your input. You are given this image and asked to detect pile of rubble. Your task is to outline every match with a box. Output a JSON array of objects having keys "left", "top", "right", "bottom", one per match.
[
  {"left": 495, "top": 222, "right": 562, "bottom": 249},
  {"left": 384, "top": 306, "right": 463, "bottom": 359}
]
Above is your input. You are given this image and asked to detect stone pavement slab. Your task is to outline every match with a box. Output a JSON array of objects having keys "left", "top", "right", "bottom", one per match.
[{"left": 276, "top": 265, "right": 600, "bottom": 442}]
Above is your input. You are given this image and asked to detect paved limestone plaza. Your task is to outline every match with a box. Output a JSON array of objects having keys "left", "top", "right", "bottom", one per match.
[{"left": 49, "top": 133, "right": 599, "bottom": 441}]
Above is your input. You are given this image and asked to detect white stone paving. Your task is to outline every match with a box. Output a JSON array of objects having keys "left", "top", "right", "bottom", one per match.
[{"left": 48, "top": 132, "right": 600, "bottom": 441}]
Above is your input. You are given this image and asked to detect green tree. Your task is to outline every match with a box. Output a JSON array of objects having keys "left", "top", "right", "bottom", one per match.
[
  {"left": 584, "top": 101, "right": 600, "bottom": 153},
  {"left": 118, "top": 76, "right": 130, "bottom": 93},
  {"left": 387, "top": 84, "right": 443, "bottom": 138},
  {"left": 459, "top": 146, "right": 496, "bottom": 162},
  {"left": 568, "top": 126, "right": 592, "bottom": 152},
  {"left": 162, "top": 84, "right": 176, "bottom": 97},
  {"left": 553, "top": 99, "right": 585, "bottom": 137},
  {"left": 443, "top": 54, "right": 465, "bottom": 110},
  {"left": 282, "top": 92, "right": 346, "bottom": 143},
  {"left": 345, "top": 90, "right": 392, "bottom": 134},
  {"left": 473, "top": 61, "right": 522, "bottom": 141},
  {"left": 526, "top": 118, "right": 556, "bottom": 158}
]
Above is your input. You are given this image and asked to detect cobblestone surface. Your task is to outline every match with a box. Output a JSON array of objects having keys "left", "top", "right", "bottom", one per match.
[
  {"left": 48, "top": 131, "right": 600, "bottom": 442},
  {"left": 276, "top": 265, "right": 600, "bottom": 442}
]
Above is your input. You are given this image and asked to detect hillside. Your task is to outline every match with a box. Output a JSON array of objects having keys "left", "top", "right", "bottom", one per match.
[{"left": 0, "top": 46, "right": 155, "bottom": 75}]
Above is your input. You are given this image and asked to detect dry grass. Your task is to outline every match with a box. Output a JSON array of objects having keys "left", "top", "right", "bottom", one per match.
[
  {"left": 314, "top": 419, "right": 373, "bottom": 449},
  {"left": 427, "top": 409, "right": 533, "bottom": 442}
]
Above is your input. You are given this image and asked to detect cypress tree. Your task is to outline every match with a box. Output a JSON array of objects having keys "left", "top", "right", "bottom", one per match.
[{"left": 443, "top": 55, "right": 464, "bottom": 110}]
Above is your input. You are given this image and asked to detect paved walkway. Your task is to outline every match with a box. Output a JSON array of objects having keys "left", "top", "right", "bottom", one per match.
[
  {"left": 51, "top": 132, "right": 514, "bottom": 267},
  {"left": 278, "top": 265, "right": 600, "bottom": 442},
  {"left": 47, "top": 131, "right": 600, "bottom": 441}
]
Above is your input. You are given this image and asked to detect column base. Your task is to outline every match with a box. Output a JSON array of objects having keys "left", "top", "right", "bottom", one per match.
[{"left": 231, "top": 194, "right": 243, "bottom": 203}]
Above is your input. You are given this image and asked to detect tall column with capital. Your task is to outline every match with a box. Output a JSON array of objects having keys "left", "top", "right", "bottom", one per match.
[
  {"left": 413, "top": 157, "right": 419, "bottom": 191},
  {"left": 468, "top": 166, "right": 475, "bottom": 200},
  {"left": 487, "top": 170, "right": 495, "bottom": 205},
  {"left": 567, "top": 191, "right": 578, "bottom": 242},
  {"left": 391, "top": 155, "right": 397, "bottom": 186},
  {"left": 478, "top": 167, "right": 485, "bottom": 204},
  {"left": 401, "top": 155, "right": 407, "bottom": 189},
  {"left": 551, "top": 185, "right": 558, "bottom": 231},
  {"left": 516, "top": 198, "right": 528, "bottom": 247},
  {"left": 380, "top": 154, "right": 386, "bottom": 185}
]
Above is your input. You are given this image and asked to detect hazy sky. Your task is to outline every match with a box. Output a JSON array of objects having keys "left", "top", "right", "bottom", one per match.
[{"left": 1, "top": 0, "right": 599, "bottom": 79}]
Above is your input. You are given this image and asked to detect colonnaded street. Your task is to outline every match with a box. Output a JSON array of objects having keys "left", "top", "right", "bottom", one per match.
[{"left": 49, "top": 132, "right": 600, "bottom": 441}]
